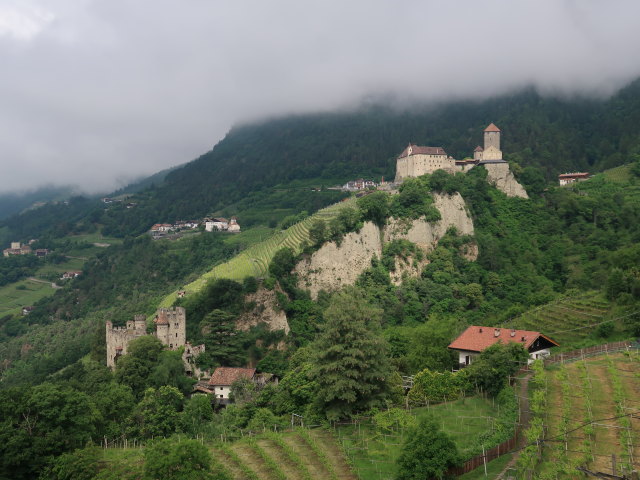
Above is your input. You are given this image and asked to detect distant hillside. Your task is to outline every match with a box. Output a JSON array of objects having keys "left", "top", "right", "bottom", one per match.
[
  {"left": 109, "top": 78, "right": 640, "bottom": 226},
  {"left": 0, "top": 185, "right": 80, "bottom": 221},
  {"left": 3, "top": 79, "right": 640, "bottom": 242}
]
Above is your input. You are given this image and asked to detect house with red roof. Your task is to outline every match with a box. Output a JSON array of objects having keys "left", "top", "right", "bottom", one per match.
[
  {"left": 207, "top": 367, "right": 256, "bottom": 403},
  {"left": 448, "top": 326, "right": 559, "bottom": 367}
]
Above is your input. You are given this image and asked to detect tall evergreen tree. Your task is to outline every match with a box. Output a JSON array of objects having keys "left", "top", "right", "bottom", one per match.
[{"left": 310, "top": 288, "right": 392, "bottom": 420}]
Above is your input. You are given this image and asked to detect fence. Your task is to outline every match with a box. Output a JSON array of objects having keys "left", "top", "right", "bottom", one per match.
[
  {"left": 448, "top": 433, "right": 520, "bottom": 476},
  {"left": 447, "top": 340, "right": 639, "bottom": 477},
  {"left": 543, "top": 340, "right": 637, "bottom": 365}
]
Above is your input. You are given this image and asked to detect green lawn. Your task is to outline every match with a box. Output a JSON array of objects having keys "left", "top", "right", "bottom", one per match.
[
  {"left": 335, "top": 396, "right": 506, "bottom": 480},
  {"left": 0, "top": 279, "right": 55, "bottom": 316}
]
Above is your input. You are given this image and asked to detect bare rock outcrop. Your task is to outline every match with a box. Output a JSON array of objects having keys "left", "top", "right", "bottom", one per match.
[
  {"left": 296, "top": 192, "right": 477, "bottom": 298},
  {"left": 237, "top": 287, "right": 290, "bottom": 334},
  {"left": 295, "top": 221, "right": 382, "bottom": 299},
  {"left": 483, "top": 163, "right": 529, "bottom": 199}
]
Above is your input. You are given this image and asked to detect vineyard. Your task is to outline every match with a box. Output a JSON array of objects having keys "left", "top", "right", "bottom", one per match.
[
  {"left": 508, "top": 291, "right": 614, "bottom": 347},
  {"left": 98, "top": 428, "right": 358, "bottom": 480},
  {"left": 524, "top": 351, "right": 640, "bottom": 477},
  {"left": 159, "top": 197, "right": 358, "bottom": 307}
]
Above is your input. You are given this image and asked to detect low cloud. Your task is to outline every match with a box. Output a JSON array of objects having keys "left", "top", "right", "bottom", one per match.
[{"left": 1, "top": 0, "right": 639, "bottom": 193}]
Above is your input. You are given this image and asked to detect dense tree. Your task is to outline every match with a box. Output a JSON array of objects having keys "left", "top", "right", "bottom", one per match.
[
  {"left": 0, "top": 384, "right": 100, "bottom": 479},
  {"left": 197, "top": 309, "right": 246, "bottom": 368},
  {"left": 144, "top": 437, "right": 227, "bottom": 480},
  {"left": 130, "top": 386, "right": 184, "bottom": 439},
  {"left": 310, "top": 288, "right": 393, "bottom": 420},
  {"left": 466, "top": 343, "right": 529, "bottom": 397},
  {"left": 357, "top": 191, "right": 390, "bottom": 226},
  {"left": 395, "top": 416, "right": 461, "bottom": 480}
]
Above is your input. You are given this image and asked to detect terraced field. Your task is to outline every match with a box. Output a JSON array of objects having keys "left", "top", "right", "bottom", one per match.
[
  {"left": 101, "top": 428, "right": 357, "bottom": 480},
  {"left": 536, "top": 352, "right": 640, "bottom": 477},
  {"left": 509, "top": 292, "right": 613, "bottom": 347},
  {"left": 159, "top": 198, "right": 358, "bottom": 307}
]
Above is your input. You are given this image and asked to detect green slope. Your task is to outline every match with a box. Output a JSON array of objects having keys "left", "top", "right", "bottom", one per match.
[
  {"left": 158, "top": 197, "right": 357, "bottom": 307},
  {"left": 508, "top": 291, "right": 614, "bottom": 347}
]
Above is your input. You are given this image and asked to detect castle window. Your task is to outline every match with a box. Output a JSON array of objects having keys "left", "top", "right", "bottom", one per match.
[{"left": 176, "top": 333, "right": 178, "bottom": 338}]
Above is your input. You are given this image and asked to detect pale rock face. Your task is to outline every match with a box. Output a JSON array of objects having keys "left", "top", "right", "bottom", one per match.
[
  {"left": 237, "top": 287, "right": 290, "bottom": 334},
  {"left": 296, "top": 192, "right": 477, "bottom": 299},
  {"left": 295, "top": 221, "right": 383, "bottom": 299},
  {"left": 483, "top": 163, "right": 529, "bottom": 199}
]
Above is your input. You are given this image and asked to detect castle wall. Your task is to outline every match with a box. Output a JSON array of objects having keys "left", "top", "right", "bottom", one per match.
[
  {"left": 395, "top": 154, "right": 455, "bottom": 183},
  {"left": 106, "top": 307, "right": 189, "bottom": 369}
]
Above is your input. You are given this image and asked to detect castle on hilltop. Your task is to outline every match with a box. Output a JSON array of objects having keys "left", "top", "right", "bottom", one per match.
[
  {"left": 105, "top": 306, "right": 205, "bottom": 377},
  {"left": 394, "top": 123, "right": 527, "bottom": 198}
]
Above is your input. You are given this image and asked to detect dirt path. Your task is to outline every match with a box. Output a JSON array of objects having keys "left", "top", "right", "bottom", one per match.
[{"left": 496, "top": 373, "right": 531, "bottom": 479}]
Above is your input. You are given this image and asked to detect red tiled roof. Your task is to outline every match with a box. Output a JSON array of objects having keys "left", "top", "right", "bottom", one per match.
[
  {"left": 558, "top": 172, "right": 589, "bottom": 178},
  {"left": 474, "top": 146, "right": 484, "bottom": 152},
  {"left": 448, "top": 326, "right": 558, "bottom": 353},
  {"left": 484, "top": 123, "right": 500, "bottom": 132},
  {"left": 397, "top": 144, "right": 447, "bottom": 159},
  {"left": 208, "top": 367, "right": 256, "bottom": 386},
  {"left": 154, "top": 311, "right": 169, "bottom": 325}
]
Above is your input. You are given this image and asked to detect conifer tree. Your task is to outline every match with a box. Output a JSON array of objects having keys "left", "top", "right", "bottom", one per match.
[{"left": 310, "top": 288, "right": 392, "bottom": 420}]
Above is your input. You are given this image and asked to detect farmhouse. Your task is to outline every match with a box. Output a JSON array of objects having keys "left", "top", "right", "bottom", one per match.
[
  {"left": 448, "top": 326, "right": 559, "bottom": 367},
  {"left": 558, "top": 172, "right": 590, "bottom": 186},
  {"left": 205, "top": 367, "right": 256, "bottom": 404}
]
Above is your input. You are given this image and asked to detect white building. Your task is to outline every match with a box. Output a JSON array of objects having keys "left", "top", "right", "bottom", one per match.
[{"left": 448, "top": 326, "right": 559, "bottom": 367}]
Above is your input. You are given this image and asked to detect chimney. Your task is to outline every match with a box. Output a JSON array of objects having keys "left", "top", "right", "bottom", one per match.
[
  {"left": 521, "top": 336, "right": 526, "bottom": 342},
  {"left": 494, "top": 329, "right": 500, "bottom": 337},
  {"left": 510, "top": 329, "right": 516, "bottom": 337},
  {"left": 479, "top": 327, "right": 483, "bottom": 333}
]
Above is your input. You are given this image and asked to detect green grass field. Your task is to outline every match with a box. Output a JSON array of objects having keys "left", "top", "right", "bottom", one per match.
[
  {"left": 0, "top": 279, "right": 55, "bottom": 316},
  {"left": 334, "top": 396, "right": 507, "bottom": 480},
  {"left": 159, "top": 197, "right": 358, "bottom": 307}
]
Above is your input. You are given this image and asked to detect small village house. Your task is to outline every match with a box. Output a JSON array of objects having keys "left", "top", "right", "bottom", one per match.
[
  {"left": 202, "top": 367, "right": 256, "bottom": 404},
  {"left": 558, "top": 172, "right": 589, "bottom": 186},
  {"left": 448, "top": 326, "right": 559, "bottom": 367},
  {"left": 227, "top": 217, "right": 241, "bottom": 233}
]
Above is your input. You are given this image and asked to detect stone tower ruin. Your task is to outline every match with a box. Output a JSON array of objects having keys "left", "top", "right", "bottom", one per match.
[{"left": 106, "top": 306, "right": 200, "bottom": 372}]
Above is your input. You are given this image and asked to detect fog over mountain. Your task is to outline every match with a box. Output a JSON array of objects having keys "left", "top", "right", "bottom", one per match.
[{"left": 1, "top": 0, "right": 639, "bottom": 193}]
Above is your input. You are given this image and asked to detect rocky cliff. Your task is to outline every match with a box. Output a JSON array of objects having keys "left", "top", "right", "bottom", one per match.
[
  {"left": 483, "top": 163, "right": 529, "bottom": 199},
  {"left": 295, "top": 193, "right": 476, "bottom": 298}
]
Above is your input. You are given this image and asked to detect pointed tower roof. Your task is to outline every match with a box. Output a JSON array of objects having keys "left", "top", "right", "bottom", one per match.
[{"left": 484, "top": 123, "right": 500, "bottom": 132}]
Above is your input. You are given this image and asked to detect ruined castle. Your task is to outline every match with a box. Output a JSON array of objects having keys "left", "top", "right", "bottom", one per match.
[
  {"left": 394, "top": 123, "right": 528, "bottom": 198},
  {"left": 105, "top": 306, "right": 205, "bottom": 377}
]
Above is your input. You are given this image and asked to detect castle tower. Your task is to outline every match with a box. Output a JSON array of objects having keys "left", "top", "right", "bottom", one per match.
[
  {"left": 482, "top": 123, "right": 503, "bottom": 161},
  {"left": 154, "top": 307, "right": 186, "bottom": 349},
  {"left": 484, "top": 123, "right": 500, "bottom": 151}
]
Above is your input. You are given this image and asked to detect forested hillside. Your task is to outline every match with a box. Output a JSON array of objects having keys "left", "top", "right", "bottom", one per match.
[
  {"left": 2, "top": 81, "right": 640, "bottom": 479},
  {"left": 3, "top": 79, "right": 640, "bottom": 244}
]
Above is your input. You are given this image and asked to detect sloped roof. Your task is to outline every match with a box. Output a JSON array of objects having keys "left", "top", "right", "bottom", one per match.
[
  {"left": 448, "top": 326, "right": 558, "bottom": 353},
  {"left": 484, "top": 123, "right": 501, "bottom": 132},
  {"left": 558, "top": 172, "right": 589, "bottom": 178},
  {"left": 208, "top": 367, "right": 256, "bottom": 386},
  {"left": 154, "top": 311, "right": 169, "bottom": 325},
  {"left": 474, "top": 146, "right": 484, "bottom": 152},
  {"left": 397, "top": 144, "right": 447, "bottom": 159}
]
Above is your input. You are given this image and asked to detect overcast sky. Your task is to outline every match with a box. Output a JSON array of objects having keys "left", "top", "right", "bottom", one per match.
[{"left": 1, "top": 0, "right": 640, "bottom": 194}]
